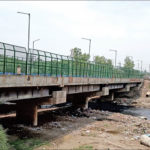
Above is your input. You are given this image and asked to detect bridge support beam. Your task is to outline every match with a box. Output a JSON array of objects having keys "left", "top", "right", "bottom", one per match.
[
  {"left": 16, "top": 102, "right": 38, "bottom": 126},
  {"left": 110, "top": 92, "right": 114, "bottom": 101}
]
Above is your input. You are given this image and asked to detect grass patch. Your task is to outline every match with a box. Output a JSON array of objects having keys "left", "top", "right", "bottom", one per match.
[
  {"left": 75, "top": 145, "right": 93, "bottom": 150},
  {"left": 0, "top": 125, "right": 9, "bottom": 150},
  {"left": 8, "top": 138, "right": 48, "bottom": 150}
]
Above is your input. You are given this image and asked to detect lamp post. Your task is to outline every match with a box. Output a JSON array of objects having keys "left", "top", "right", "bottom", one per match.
[
  {"left": 82, "top": 38, "right": 91, "bottom": 59},
  {"left": 109, "top": 49, "right": 117, "bottom": 67},
  {"left": 137, "top": 60, "right": 140, "bottom": 70},
  {"left": 33, "top": 39, "right": 40, "bottom": 50},
  {"left": 17, "top": 11, "right": 30, "bottom": 53},
  {"left": 141, "top": 60, "right": 143, "bottom": 72}
]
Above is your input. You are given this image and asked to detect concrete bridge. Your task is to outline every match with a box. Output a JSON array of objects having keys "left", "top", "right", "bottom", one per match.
[{"left": 0, "top": 42, "right": 143, "bottom": 126}]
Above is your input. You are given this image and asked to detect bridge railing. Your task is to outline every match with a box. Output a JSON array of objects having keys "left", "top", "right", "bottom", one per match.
[{"left": 0, "top": 42, "right": 143, "bottom": 78}]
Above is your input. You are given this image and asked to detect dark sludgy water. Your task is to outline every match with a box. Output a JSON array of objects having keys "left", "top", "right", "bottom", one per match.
[
  {"left": 122, "top": 107, "right": 150, "bottom": 120},
  {"left": 89, "top": 101, "right": 150, "bottom": 120}
]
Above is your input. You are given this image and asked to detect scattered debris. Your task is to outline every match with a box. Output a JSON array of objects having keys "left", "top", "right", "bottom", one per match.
[
  {"left": 140, "top": 134, "right": 150, "bottom": 147},
  {"left": 140, "top": 116, "right": 147, "bottom": 120}
]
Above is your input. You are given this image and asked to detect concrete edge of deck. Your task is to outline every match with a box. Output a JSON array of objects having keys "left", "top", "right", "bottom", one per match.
[{"left": 0, "top": 75, "right": 143, "bottom": 88}]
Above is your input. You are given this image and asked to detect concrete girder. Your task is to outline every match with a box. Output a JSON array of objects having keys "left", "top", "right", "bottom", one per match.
[{"left": 116, "top": 85, "right": 130, "bottom": 93}]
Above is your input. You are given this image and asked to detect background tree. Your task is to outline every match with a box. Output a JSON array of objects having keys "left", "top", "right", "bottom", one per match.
[
  {"left": 106, "top": 59, "right": 113, "bottom": 66},
  {"left": 70, "top": 47, "right": 89, "bottom": 62},
  {"left": 123, "top": 56, "right": 134, "bottom": 69},
  {"left": 94, "top": 56, "right": 106, "bottom": 64},
  {"left": 94, "top": 56, "right": 113, "bottom": 66}
]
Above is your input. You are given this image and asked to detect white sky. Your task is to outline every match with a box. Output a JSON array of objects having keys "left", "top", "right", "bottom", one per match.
[{"left": 0, "top": 1, "right": 150, "bottom": 71}]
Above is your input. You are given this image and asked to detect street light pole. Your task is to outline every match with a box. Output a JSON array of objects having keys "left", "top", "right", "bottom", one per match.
[
  {"left": 17, "top": 11, "right": 30, "bottom": 53},
  {"left": 82, "top": 38, "right": 91, "bottom": 59},
  {"left": 137, "top": 60, "right": 140, "bottom": 70},
  {"left": 109, "top": 49, "right": 117, "bottom": 67},
  {"left": 141, "top": 60, "right": 143, "bottom": 72},
  {"left": 33, "top": 39, "right": 40, "bottom": 50}
]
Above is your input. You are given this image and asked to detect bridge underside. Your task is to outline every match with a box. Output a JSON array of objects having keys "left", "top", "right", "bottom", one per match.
[{"left": 0, "top": 75, "right": 143, "bottom": 126}]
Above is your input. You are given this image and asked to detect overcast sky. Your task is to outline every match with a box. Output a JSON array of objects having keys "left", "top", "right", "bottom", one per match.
[{"left": 0, "top": 1, "right": 150, "bottom": 71}]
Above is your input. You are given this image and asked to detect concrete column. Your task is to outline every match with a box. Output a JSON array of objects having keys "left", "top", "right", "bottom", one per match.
[
  {"left": 111, "top": 92, "right": 114, "bottom": 101},
  {"left": 16, "top": 102, "right": 38, "bottom": 126},
  {"left": 82, "top": 97, "right": 90, "bottom": 110}
]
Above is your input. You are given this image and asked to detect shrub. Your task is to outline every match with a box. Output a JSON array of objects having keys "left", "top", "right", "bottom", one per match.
[{"left": 0, "top": 125, "right": 9, "bottom": 150}]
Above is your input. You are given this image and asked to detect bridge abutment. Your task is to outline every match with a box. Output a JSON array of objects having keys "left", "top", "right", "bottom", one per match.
[{"left": 16, "top": 102, "right": 38, "bottom": 126}]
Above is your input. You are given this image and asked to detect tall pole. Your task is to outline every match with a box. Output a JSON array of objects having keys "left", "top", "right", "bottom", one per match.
[
  {"left": 109, "top": 49, "right": 117, "bottom": 67},
  {"left": 33, "top": 39, "right": 40, "bottom": 50},
  {"left": 82, "top": 38, "right": 91, "bottom": 60},
  {"left": 141, "top": 60, "right": 143, "bottom": 72},
  {"left": 28, "top": 13, "right": 30, "bottom": 53},
  {"left": 17, "top": 12, "right": 30, "bottom": 53},
  {"left": 137, "top": 60, "right": 140, "bottom": 70}
]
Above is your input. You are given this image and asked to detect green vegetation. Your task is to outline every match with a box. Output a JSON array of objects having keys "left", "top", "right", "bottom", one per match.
[
  {"left": 75, "top": 145, "right": 93, "bottom": 150},
  {"left": 0, "top": 125, "right": 9, "bottom": 150},
  {"left": 94, "top": 55, "right": 112, "bottom": 66},
  {"left": 8, "top": 138, "right": 48, "bottom": 150},
  {"left": 124, "top": 56, "right": 134, "bottom": 69},
  {"left": 71, "top": 47, "right": 90, "bottom": 62}
]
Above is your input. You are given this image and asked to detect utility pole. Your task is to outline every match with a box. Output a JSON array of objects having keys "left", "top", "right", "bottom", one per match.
[
  {"left": 81, "top": 38, "right": 91, "bottom": 60},
  {"left": 17, "top": 11, "right": 30, "bottom": 53},
  {"left": 109, "top": 49, "right": 117, "bottom": 67},
  {"left": 141, "top": 60, "right": 143, "bottom": 72},
  {"left": 33, "top": 39, "right": 40, "bottom": 50},
  {"left": 137, "top": 60, "right": 140, "bottom": 70},
  {"left": 17, "top": 11, "right": 31, "bottom": 75}
]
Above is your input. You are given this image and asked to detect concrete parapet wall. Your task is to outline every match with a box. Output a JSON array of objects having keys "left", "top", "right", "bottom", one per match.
[{"left": 0, "top": 75, "right": 143, "bottom": 88}]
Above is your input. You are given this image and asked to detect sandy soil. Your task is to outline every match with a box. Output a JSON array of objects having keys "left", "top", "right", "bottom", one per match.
[
  {"left": 35, "top": 112, "right": 150, "bottom": 150},
  {"left": 132, "top": 80, "right": 150, "bottom": 108},
  {"left": 132, "top": 97, "right": 150, "bottom": 108}
]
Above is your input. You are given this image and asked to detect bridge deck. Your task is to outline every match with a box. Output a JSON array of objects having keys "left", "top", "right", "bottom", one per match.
[{"left": 0, "top": 75, "right": 143, "bottom": 88}]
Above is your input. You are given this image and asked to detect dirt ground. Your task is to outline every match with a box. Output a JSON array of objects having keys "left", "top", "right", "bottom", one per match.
[
  {"left": 132, "top": 80, "right": 150, "bottom": 108},
  {"left": 35, "top": 112, "right": 150, "bottom": 149},
  {"left": 1, "top": 80, "right": 150, "bottom": 150}
]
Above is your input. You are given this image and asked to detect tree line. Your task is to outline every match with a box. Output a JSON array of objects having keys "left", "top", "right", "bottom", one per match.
[{"left": 70, "top": 47, "right": 135, "bottom": 70}]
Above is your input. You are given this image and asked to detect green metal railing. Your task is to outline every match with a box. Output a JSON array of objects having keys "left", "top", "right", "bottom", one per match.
[{"left": 0, "top": 42, "right": 143, "bottom": 78}]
